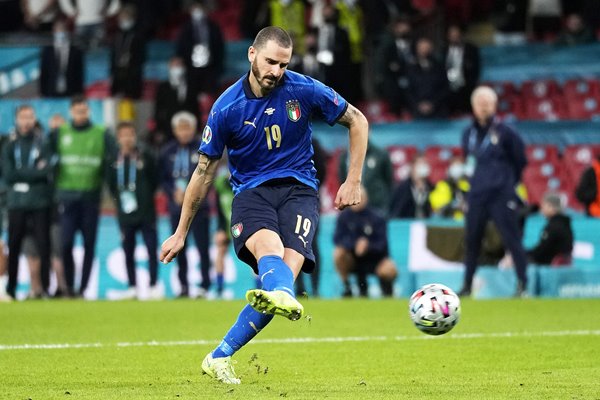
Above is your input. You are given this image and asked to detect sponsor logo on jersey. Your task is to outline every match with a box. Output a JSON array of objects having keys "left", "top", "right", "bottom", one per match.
[
  {"left": 264, "top": 107, "right": 276, "bottom": 115},
  {"left": 286, "top": 100, "right": 301, "bottom": 122},
  {"left": 231, "top": 222, "right": 243, "bottom": 238},
  {"left": 202, "top": 125, "right": 212, "bottom": 144}
]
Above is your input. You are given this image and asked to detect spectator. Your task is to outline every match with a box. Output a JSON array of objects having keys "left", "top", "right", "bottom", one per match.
[
  {"left": 375, "top": 16, "right": 414, "bottom": 116},
  {"left": 335, "top": 0, "right": 365, "bottom": 103},
  {"left": 575, "top": 153, "right": 600, "bottom": 217},
  {"left": 159, "top": 111, "right": 210, "bottom": 298},
  {"left": 110, "top": 4, "right": 146, "bottom": 99},
  {"left": 528, "top": 0, "right": 562, "bottom": 41},
  {"left": 51, "top": 96, "right": 117, "bottom": 297},
  {"left": 555, "top": 13, "right": 595, "bottom": 46},
  {"left": 175, "top": 0, "right": 225, "bottom": 101},
  {"left": 21, "top": 0, "right": 59, "bottom": 32},
  {"left": 2, "top": 105, "right": 53, "bottom": 300},
  {"left": 334, "top": 188, "right": 397, "bottom": 297},
  {"left": 107, "top": 121, "right": 160, "bottom": 300},
  {"left": 527, "top": 193, "right": 574, "bottom": 265},
  {"left": 294, "top": 28, "right": 323, "bottom": 80},
  {"left": 314, "top": 5, "right": 353, "bottom": 101},
  {"left": 39, "top": 19, "right": 84, "bottom": 98},
  {"left": 493, "top": 0, "right": 528, "bottom": 45},
  {"left": 0, "top": 134, "right": 9, "bottom": 301},
  {"left": 444, "top": 24, "right": 480, "bottom": 115},
  {"left": 429, "top": 156, "right": 469, "bottom": 219},
  {"left": 270, "top": 0, "right": 306, "bottom": 56},
  {"left": 405, "top": 37, "right": 449, "bottom": 119},
  {"left": 339, "top": 140, "right": 393, "bottom": 214},
  {"left": 152, "top": 57, "right": 201, "bottom": 147},
  {"left": 389, "top": 155, "right": 433, "bottom": 218},
  {"left": 59, "top": 0, "right": 121, "bottom": 49},
  {"left": 459, "top": 86, "right": 528, "bottom": 297},
  {"left": 213, "top": 160, "right": 233, "bottom": 298}
]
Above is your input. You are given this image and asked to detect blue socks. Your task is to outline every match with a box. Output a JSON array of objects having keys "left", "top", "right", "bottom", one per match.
[
  {"left": 211, "top": 255, "right": 295, "bottom": 359},
  {"left": 257, "top": 255, "right": 294, "bottom": 296},
  {"left": 211, "top": 305, "right": 274, "bottom": 358}
]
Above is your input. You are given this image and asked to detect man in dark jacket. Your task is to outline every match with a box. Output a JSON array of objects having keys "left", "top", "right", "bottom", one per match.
[
  {"left": 2, "top": 105, "right": 53, "bottom": 299},
  {"left": 389, "top": 155, "right": 433, "bottom": 219},
  {"left": 575, "top": 154, "right": 600, "bottom": 217},
  {"left": 107, "top": 121, "right": 160, "bottom": 299},
  {"left": 334, "top": 189, "right": 397, "bottom": 298},
  {"left": 460, "top": 86, "right": 528, "bottom": 297},
  {"left": 444, "top": 24, "right": 480, "bottom": 115},
  {"left": 40, "top": 19, "right": 84, "bottom": 97},
  {"left": 528, "top": 193, "right": 573, "bottom": 265}
]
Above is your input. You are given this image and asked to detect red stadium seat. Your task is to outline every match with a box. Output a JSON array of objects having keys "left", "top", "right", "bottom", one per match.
[
  {"left": 525, "top": 145, "right": 560, "bottom": 165},
  {"left": 387, "top": 145, "right": 418, "bottom": 182},
  {"left": 521, "top": 79, "right": 561, "bottom": 99},
  {"left": 562, "top": 145, "right": 600, "bottom": 182},
  {"left": 357, "top": 100, "right": 399, "bottom": 123},
  {"left": 566, "top": 96, "right": 600, "bottom": 120},
  {"left": 524, "top": 97, "right": 567, "bottom": 121},
  {"left": 563, "top": 79, "right": 600, "bottom": 100},
  {"left": 424, "top": 146, "right": 462, "bottom": 164}
]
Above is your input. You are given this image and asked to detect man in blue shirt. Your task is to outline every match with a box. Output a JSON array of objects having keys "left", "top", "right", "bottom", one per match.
[
  {"left": 459, "top": 86, "right": 528, "bottom": 298},
  {"left": 160, "top": 26, "right": 368, "bottom": 384}
]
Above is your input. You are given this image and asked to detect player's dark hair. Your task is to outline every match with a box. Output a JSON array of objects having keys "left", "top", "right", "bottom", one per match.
[
  {"left": 15, "top": 104, "right": 33, "bottom": 116},
  {"left": 116, "top": 120, "right": 135, "bottom": 133},
  {"left": 252, "top": 26, "right": 293, "bottom": 50},
  {"left": 70, "top": 94, "right": 88, "bottom": 107}
]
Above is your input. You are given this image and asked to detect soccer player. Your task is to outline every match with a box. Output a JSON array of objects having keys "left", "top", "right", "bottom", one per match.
[{"left": 160, "top": 26, "right": 368, "bottom": 384}]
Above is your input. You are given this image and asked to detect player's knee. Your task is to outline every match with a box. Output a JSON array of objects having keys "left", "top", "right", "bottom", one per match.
[
  {"left": 376, "top": 259, "right": 398, "bottom": 280},
  {"left": 333, "top": 247, "right": 352, "bottom": 268}
]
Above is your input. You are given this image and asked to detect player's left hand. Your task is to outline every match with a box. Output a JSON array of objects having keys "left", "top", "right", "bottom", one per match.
[{"left": 334, "top": 181, "right": 361, "bottom": 210}]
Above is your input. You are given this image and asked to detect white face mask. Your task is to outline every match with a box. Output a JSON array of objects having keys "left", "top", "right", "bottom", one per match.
[
  {"left": 169, "top": 66, "right": 185, "bottom": 82},
  {"left": 414, "top": 163, "right": 430, "bottom": 179},
  {"left": 191, "top": 8, "right": 205, "bottom": 20},
  {"left": 448, "top": 163, "right": 464, "bottom": 180},
  {"left": 119, "top": 19, "right": 135, "bottom": 31}
]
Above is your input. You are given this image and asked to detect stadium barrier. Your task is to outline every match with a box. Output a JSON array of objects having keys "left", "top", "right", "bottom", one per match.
[{"left": 8, "top": 214, "right": 600, "bottom": 300}]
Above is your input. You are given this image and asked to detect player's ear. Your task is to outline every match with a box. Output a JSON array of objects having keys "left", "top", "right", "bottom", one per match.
[{"left": 248, "top": 46, "right": 256, "bottom": 63}]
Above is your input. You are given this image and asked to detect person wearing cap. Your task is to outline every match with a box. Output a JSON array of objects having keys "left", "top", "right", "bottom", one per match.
[{"left": 527, "top": 193, "right": 573, "bottom": 266}]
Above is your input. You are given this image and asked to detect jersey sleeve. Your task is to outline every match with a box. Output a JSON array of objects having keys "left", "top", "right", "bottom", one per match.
[
  {"left": 198, "top": 106, "right": 228, "bottom": 159},
  {"left": 311, "top": 78, "right": 348, "bottom": 126}
]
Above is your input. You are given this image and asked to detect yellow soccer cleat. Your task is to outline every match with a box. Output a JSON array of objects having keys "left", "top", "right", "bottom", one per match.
[
  {"left": 201, "top": 353, "right": 241, "bottom": 384},
  {"left": 245, "top": 289, "right": 304, "bottom": 321}
]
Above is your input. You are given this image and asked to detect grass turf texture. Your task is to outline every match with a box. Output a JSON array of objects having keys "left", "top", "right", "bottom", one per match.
[{"left": 1, "top": 299, "right": 600, "bottom": 399}]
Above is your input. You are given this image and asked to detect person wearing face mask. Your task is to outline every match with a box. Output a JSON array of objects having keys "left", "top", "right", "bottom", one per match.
[
  {"left": 2, "top": 105, "right": 53, "bottom": 300},
  {"left": 389, "top": 155, "right": 433, "bottom": 219},
  {"left": 459, "top": 86, "right": 528, "bottom": 298},
  {"left": 375, "top": 16, "right": 414, "bottom": 116},
  {"left": 50, "top": 96, "right": 117, "bottom": 298},
  {"left": 152, "top": 57, "right": 202, "bottom": 147},
  {"left": 405, "top": 37, "right": 450, "bottom": 119},
  {"left": 159, "top": 112, "right": 211, "bottom": 299},
  {"left": 429, "top": 156, "right": 470, "bottom": 220},
  {"left": 175, "top": 0, "right": 224, "bottom": 101},
  {"left": 110, "top": 4, "right": 146, "bottom": 99},
  {"left": 39, "top": 19, "right": 84, "bottom": 98}
]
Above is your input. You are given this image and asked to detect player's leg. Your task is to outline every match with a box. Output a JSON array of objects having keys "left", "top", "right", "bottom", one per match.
[
  {"left": 59, "top": 200, "right": 79, "bottom": 296},
  {"left": 490, "top": 194, "right": 529, "bottom": 296},
  {"left": 79, "top": 199, "right": 100, "bottom": 295},
  {"left": 334, "top": 246, "right": 356, "bottom": 297},
  {"left": 375, "top": 257, "right": 398, "bottom": 297},
  {"left": 120, "top": 223, "right": 137, "bottom": 296},
  {"left": 170, "top": 211, "right": 189, "bottom": 297},
  {"left": 190, "top": 209, "right": 210, "bottom": 296},
  {"left": 461, "top": 197, "right": 489, "bottom": 296}
]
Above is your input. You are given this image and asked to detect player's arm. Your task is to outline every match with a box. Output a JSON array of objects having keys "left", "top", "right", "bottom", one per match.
[
  {"left": 334, "top": 103, "right": 369, "bottom": 210},
  {"left": 160, "top": 153, "right": 219, "bottom": 263}
]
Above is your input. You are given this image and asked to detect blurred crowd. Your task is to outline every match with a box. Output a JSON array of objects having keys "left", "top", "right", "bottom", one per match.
[{"left": 0, "top": 0, "right": 599, "bottom": 300}]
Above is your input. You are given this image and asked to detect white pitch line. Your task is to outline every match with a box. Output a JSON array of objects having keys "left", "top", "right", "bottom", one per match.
[{"left": 1, "top": 330, "right": 600, "bottom": 352}]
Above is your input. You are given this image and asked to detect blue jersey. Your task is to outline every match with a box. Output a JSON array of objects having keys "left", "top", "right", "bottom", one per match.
[{"left": 199, "top": 70, "right": 348, "bottom": 195}]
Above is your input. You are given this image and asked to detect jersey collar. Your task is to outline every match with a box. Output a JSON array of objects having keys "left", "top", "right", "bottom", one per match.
[{"left": 242, "top": 72, "right": 286, "bottom": 99}]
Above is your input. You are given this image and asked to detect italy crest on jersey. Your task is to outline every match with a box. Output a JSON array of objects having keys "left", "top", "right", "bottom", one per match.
[{"left": 286, "top": 100, "right": 301, "bottom": 122}]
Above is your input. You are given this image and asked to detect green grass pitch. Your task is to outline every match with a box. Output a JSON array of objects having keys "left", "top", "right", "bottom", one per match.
[{"left": 2, "top": 298, "right": 600, "bottom": 399}]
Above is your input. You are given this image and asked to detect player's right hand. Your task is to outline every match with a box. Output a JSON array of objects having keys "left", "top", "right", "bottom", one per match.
[
  {"left": 334, "top": 181, "right": 361, "bottom": 210},
  {"left": 160, "top": 234, "right": 186, "bottom": 264}
]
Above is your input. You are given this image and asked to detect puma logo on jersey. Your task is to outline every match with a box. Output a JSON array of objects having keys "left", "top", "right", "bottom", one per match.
[
  {"left": 243, "top": 118, "right": 257, "bottom": 129},
  {"left": 298, "top": 235, "right": 308, "bottom": 248}
]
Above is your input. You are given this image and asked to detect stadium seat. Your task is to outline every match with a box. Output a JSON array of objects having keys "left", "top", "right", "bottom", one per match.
[
  {"left": 563, "top": 79, "right": 600, "bottom": 100},
  {"left": 524, "top": 97, "right": 567, "bottom": 121},
  {"left": 387, "top": 145, "right": 418, "bottom": 182},
  {"left": 562, "top": 145, "right": 600, "bottom": 182},
  {"left": 521, "top": 79, "right": 561, "bottom": 99},
  {"left": 357, "top": 100, "right": 399, "bottom": 123},
  {"left": 525, "top": 145, "right": 560, "bottom": 165},
  {"left": 566, "top": 96, "right": 600, "bottom": 120}
]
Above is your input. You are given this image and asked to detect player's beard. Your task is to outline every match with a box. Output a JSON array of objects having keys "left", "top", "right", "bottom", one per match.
[{"left": 251, "top": 60, "right": 280, "bottom": 92}]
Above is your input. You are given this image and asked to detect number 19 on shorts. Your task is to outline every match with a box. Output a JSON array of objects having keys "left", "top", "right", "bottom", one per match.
[{"left": 294, "top": 215, "right": 311, "bottom": 237}]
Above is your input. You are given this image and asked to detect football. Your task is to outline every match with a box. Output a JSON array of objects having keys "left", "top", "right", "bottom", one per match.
[{"left": 409, "top": 283, "right": 461, "bottom": 336}]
